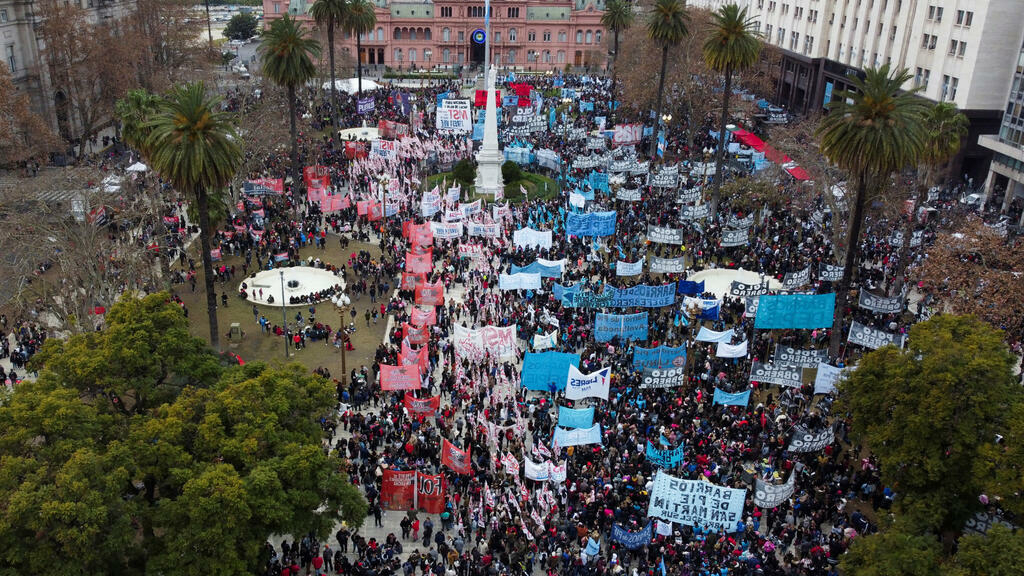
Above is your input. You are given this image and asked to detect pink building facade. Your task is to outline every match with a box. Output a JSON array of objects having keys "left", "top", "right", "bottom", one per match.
[{"left": 263, "top": 0, "right": 608, "bottom": 72}]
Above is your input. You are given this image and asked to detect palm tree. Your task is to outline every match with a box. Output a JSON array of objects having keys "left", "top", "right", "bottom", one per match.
[
  {"left": 310, "top": 0, "right": 348, "bottom": 130},
  {"left": 646, "top": 0, "right": 689, "bottom": 160},
  {"left": 114, "top": 89, "right": 161, "bottom": 156},
  {"left": 816, "top": 64, "right": 929, "bottom": 356},
  {"left": 259, "top": 14, "right": 321, "bottom": 199},
  {"left": 144, "top": 83, "right": 242, "bottom": 350},
  {"left": 344, "top": 0, "right": 377, "bottom": 98},
  {"left": 703, "top": 3, "right": 761, "bottom": 222},
  {"left": 892, "top": 102, "right": 968, "bottom": 294},
  {"left": 601, "top": 0, "right": 634, "bottom": 125}
]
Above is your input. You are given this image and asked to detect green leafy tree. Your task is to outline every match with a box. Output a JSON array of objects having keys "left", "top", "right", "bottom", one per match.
[
  {"left": 892, "top": 102, "right": 969, "bottom": 294},
  {"left": 839, "top": 315, "right": 1018, "bottom": 532},
  {"left": 224, "top": 11, "right": 258, "bottom": 40},
  {"left": 114, "top": 88, "right": 161, "bottom": 155},
  {"left": 600, "top": 0, "right": 634, "bottom": 125},
  {"left": 943, "top": 525, "right": 1024, "bottom": 576},
  {"left": 703, "top": 3, "right": 761, "bottom": 222},
  {"left": 259, "top": 14, "right": 321, "bottom": 199},
  {"left": 30, "top": 292, "right": 222, "bottom": 415},
  {"left": 839, "top": 520, "right": 944, "bottom": 576},
  {"left": 310, "top": 0, "right": 349, "bottom": 129},
  {"left": 0, "top": 296, "right": 367, "bottom": 575},
  {"left": 453, "top": 158, "right": 477, "bottom": 188},
  {"left": 816, "top": 65, "right": 929, "bottom": 356},
  {"left": 646, "top": 0, "right": 689, "bottom": 161},
  {"left": 501, "top": 160, "right": 523, "bottom": 183},
  {"left": 978, "top": 398, "right": 1024, "bottom": 518},
  {"left": 144, "top": 83, "right": 243, "bottom": 351},
  {"left": 344, "top": 0, "right": 377, "bottom": 97}
]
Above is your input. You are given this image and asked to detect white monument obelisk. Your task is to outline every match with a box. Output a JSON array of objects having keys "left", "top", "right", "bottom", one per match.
[{"left": 474, "top": 0, "right": 504, "bottom": 197}]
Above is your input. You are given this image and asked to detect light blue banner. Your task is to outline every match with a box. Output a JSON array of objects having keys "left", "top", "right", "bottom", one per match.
[
  {"left": 553, "top": 423, "right": 602, "bottom": 447},
  {"left": 713, "top": 388, "right": 751, "bottom": 406},
  {"left": 511, "top": 262, "right": 562, "bottom": 278},
  {"left": 645, "top": 440, "right": 685, "bottom": 467},
  {"left": 522, "top": 351, "right": 580, "bottom": 391},
  {"left": 754, "top": 293, "right": 836, "bottom": 329},
  {"left": 584, "top": 537, "right": 600, "bottom": 556},
  {"left": 595, "top": 312, "right": 649, "bottom": 342},
  {"left": 565, "top": 211, "right": 617, "bottom": 237},
  {"left": 632, "top": 345, "right": 687, "bottom": 370},
  {"left": 589, "top": 171, "right": 610, "bottom": 193},
  {"left": 436, "top": 91, "right": 450, "bottom": 108},
  {"left": 502, "top": 95, "right": 519, "bottom": 107},
  {"left": 563, "top": 284, "right": 676, "bottom": 308},
  {"left": 558, "top": 406, "right": 595, "bottom": 429}
]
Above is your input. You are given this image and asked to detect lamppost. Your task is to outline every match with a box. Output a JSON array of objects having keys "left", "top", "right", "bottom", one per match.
[
  {"left": 659, "top": 113, "right": 672, "bottom": 161},
  {"left": 335, "top": 295, "right": 351, "bottom": 386},
  {"left": 559, "top": 97, "right": 572, "bottom": 183},
  {"left": 279, "top": 270, "right": 289, "bottom": 359}
]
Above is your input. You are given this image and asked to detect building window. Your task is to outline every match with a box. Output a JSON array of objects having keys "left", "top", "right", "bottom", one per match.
[
  {"left": 956, "top": 10, "right": 973, "bottom": 27},
  {"left": 457, "top": 53, "right": 464, "bottom": 64},
  {"left": 409, "top": 49, "right": 417, "bottom": 62},
  {"left": 5, "top": 45, "right": 14, "bottom": 72},
  {"left": 443, "top": 48, "right": 450, "bottom": 63},
  {"left": 409, "top": 30, "right": 417, "bottom": 41},
  {"left": 543, "top": 50, "right": 551, "bottom": 63},
  {"left": 494, "top": 31, "right": 501, "bottom": 43},
  {"left": 442, "top": 27, "right": 450, "bottom": 42},
  {"left": 1, "top": 8, "right": 9, "bottom": 22},
  {"left": 949, "top": 77, "right": 959, "bottom": 100},
  {"left": 927, "top": 5, "right": 943, "bottom": 21},
  {"left": 794, "top": 6, "right": 802, "bottom": 19},
  {"left": 809, "top": 9, "right": 817, "bottom": 23},
  {"left": 441, "top": 6, "right": 452, "bottom": 18},
  {"left": 576, "top": 30, "right": 582, "bottom": 43},
  {"left": 458, "top": 30, "right": 464, "bottom": 41},
  {"left": 948, "top": 39, "right": 957, "bottom": 55},
  {"left": 804, "top": 35, "right": 814, "bottom": 55},
  {"left": 509, "top": 28, "right": 517, "bottom": 41},
  {"left": 425, "top": 29, "right": 431, "bottom": 40},
  {"left": 559, "top": 31, "right": 567, "bottom": 42},
  {"left": 274, "top": 3, "right": 281, "bottom": 13},
  {"left": 941, "top": 75, "right": 959, "bottom": 101},
  {"left": 557, "top": 50, "right": 565, "bottom": 63},
  {"left": 528, "top": 30, "right": 536, "bottom": 41},
  {"left": 377, "top": 28, "right": 384, "bottom": 41},
  {"left": 764, "top": 24, "right": 772, "bottom": 40},
  {"left": 507, "top": 50, "right": 515, "bottom": 63},
  {"left": 394, "top": 48, "right": 403, "bottom": 62},
  {"left": 789, "top": 31, "right": 799, "bottom": 51},
  {"left": 394, "top": 28, "right": 401, "bottom": 40},
  {"left": 507, "top": 7, "right": 519, "bottom": 18},
  {"left": 595, "top": 30, "right": 602, "bottom": 43},
  {"left": 586, "top": 31, "right": 592, "bottom": 44},
  {"left": 543, "top": 30, "right": 551, "bottom": 42},
  {"left": 424, "top": 49, "right": 432, "bottom": 62},
  {"left": 958, "top": 41, "right": 967, "bottom": 57},
  {"left": 776, "top": 27, "right": 784, "bottom": 45}
]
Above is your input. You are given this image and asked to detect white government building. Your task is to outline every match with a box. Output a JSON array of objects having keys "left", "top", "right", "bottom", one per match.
[{"left": 691, "top": 0, "right": 1024, "bottom": 197}]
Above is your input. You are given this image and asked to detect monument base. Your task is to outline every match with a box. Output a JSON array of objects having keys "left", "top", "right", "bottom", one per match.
[{"left": 475, "top": 149, "right": 505, "bottom": 198}]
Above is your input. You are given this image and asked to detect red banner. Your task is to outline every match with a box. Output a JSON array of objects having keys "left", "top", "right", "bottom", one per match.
[
  {"left": 401, "top": 272, "right": 427, "bottom": 291},
  {"left": 403, "top": 323, "right": 429, "bottom": 346},
  {"left": 414, "top": 282, "right": 445, "bottom": 306},
  {"left": 379, "top": 364, "right": 421, "bottom": 390},
  {"left": 409, "top": 223, "right": 433, "bottom": 246},
  {"left": 378, "top": 119, "right": 410, "bottom": 140},
  {"left": 474, "top": 89, "right": 502, "bottom": 107},
  {"left": 357, "top": 200, "right": 371, "bottom": 216},
  {"left": 400, "top": 340, "right": 429, "bottom": 372},
  {"left": 403, "top": 393, "right": 440, "bottom": 414},
  {"left": 441, "top": 439, "right": 472, "bottom": 474},
  {"left": 402, "top": 220, "right": 412, "bottom": 239},
  {"left": 368, "top": 202, "right": 383, "bottom": 221},
  {"left": 343, "top": 141, "right": 368, "bottom": 159},
  {"left": 248, "top": 178, "right": 284, "bottom": 193},
  {"left": 410, "top": 306, "right": 436, "bottom": 326},
  {"left": 511, "top": 83, "right": 532, "bottom": 97},
  {"left": 404, "top": 251, "right": 433, "bottom": 274},
  {"left": 380, "top": 469, "right": 416, "bottom": 511},
  {"left": 417, "top": 472, "right": 446, "bottom": 514},
  {"left": 304, "top": 165, "right": 330, "bottom": 187}
]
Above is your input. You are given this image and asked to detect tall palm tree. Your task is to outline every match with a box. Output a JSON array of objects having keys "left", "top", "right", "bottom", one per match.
[
  {"left": 259, "top": 14, "right": 321, "bottom": 199},
  {"left": 646, "top": 0, "right": 689, "bottom": 160},
  {"left": 816, "top": 64, "right": 929, "bottom": 356},
  {"left": 703, "top": 3, "right": 761, "bottom": 222},
  {"left": 144, "top": 83, "right": 242, "bottom": 350},
  {"left": 344, "top": 0, "right": 377, "bottom": 98},
  {"left": 310, "top": 0, "right": 348, "bottom": 130},
  {"left": 601, "top": 0, "right": 634, "bottom": 125},
  {"left": 114, "top": 89, "right": 161, "bottom": 156},
  {"left": 892, "top": 102, "right": 968, "bottom": 294}
]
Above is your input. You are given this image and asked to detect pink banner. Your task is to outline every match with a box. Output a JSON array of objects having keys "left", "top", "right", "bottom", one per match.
[
  {"left": 410, "top": 306, "right": 437, "bottom": 326},
  {"left": 404, "top": 252, "right": 433, "bottom": 274},
  {"left": 379, "top": 364, "right": 421, "bottom": 390},
  {"left": 414, "top": 282, "right": 445, "bottom": 306}
]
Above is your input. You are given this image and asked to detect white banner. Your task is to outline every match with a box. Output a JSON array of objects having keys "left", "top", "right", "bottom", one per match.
[
  {"left": 453, "top": 324, "right": 518, "bottom": 360},
  {"left": 436, "top": 99, "right": 472, "bottom": 132},
  {"left": 695, "top": 327, "right": 735, "bottom": 343},
  {"left": 513, "top": 228, "right": 553, "bottom": 250},
  {"left": 748, "top": 361, "right": 803, "bottom": 387},
  {"left": 429, "top": 221, "right": 463, "bottom": 239},
  {"left": 754, "top": 473, "right": 796, "bottom": 509},
  {"left": 565, "top": 365, "right": 611, "bottom": 400},
  {"left": 648, "top": 471, "right": 746, "bottom": 533},
  {"left": 858, "top": 290, "right": 904, "bottom": 314},
  {"left": 460, "top": 199, "right": 482, "bottom": 216},
  {"left": 371, "top": 139, "right": 397, "bottom": 159},
  {"left": 467, "top": 223, "right": 500, "bottom": 237},
  {"left": 715, "top": 340, "right": 749, "bottom": 358},
  {"left": 533, "top": 330, "right": 559, "bottom": 351},
  {"left": 651, "top": 257, "right": 685, "bottom": 274},
  {"left": 524, "top": 459, "right": 550, "bottom": 481},
  {"left": 813, "top": 363, "right": 844, "bottom": 395},
  {"left": 569, "top": 193, "right": 586, "bottom": 208},
  {"left": 782, "top": 267, "right": 811, "bottom": 289},
  {"left": 787, "top": 425, "right": 836, "bottom": 453},
  {"left": 616, "top": 188, "right": 642, "bottom": 201},
  {"left": 616, "top": 258, "right": 644, "bottom": 276},
  {"left": 499, "top": 273, "right": 542, "bottom": 291},
  {"left": 552, "top": 423, "right": 602, "bottom": 447},
  {"left": 550, "top": 462, "right": 567, "bottom": 483},
  {"left": 847, "top": 321, "right": 905, "bottom": 350}
]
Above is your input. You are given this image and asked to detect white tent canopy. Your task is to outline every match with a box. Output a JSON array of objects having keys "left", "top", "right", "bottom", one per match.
[
  {"left": 126, "top": 162, "right": 148, "bottom": 172},
  {"left": 321, "top": 78, "right": 383, "bottom": 93}
]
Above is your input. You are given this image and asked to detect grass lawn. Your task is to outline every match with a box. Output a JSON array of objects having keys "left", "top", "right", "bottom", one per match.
[{"left": 423, "top": 170, "right": 560, "bottom": 204}]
